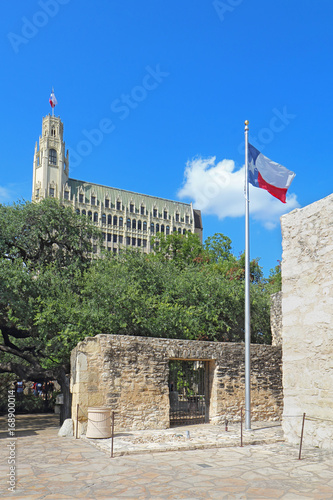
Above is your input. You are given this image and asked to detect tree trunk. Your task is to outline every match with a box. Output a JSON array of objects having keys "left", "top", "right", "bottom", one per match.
[{"left": 58, "top": 368, "right": 72, "bottom": 426}]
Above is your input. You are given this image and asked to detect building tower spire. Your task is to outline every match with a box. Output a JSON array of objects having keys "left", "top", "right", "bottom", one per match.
[{"left": 32, "top": 114, "right": 69, "bottom": 201}]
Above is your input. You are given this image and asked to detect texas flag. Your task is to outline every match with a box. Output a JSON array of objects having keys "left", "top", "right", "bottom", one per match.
[
  {"left": 49, "top": 90, "right": 58, "bottom": 108},
  {"left": 248, "top": 143, "right": 295, "bottom": 203}
]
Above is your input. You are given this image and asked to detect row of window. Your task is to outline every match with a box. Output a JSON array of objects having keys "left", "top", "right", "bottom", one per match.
[
  {"left": 76, "top": 209, "right": 190, "bottom": 235},
  {"left": 76, "top": 209, "right": 191, "bottom": 227},
  {"left": 93, "top": 236, "right": 148, "bottom": 251},
  {"left": 76, "top": 194, "right": 191, "bottom": 223}
]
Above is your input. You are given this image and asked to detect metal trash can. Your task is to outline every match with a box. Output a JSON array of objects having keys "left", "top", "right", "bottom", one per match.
[{"left": 86, "top": 407, "right": 111, "bottom": 438}]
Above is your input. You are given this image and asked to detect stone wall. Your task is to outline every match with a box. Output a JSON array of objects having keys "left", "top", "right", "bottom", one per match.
[
  {"left": 71, "top": 335, "right": 282, "bottom": 435},
  {"left": 270, "top": 291, "right": 282, "bottom": 346},
  {"left": 281, "top": 194, "right": 333, "bottom": 449}
]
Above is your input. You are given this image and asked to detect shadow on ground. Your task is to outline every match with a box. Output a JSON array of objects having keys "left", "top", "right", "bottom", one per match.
[{"left": 0, "top": 413, "right": 59, "bottom": 439}]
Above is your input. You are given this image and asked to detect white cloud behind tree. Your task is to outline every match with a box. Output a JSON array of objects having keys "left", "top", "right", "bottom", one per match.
[{"left": 178, "top": 157, "right": 299, "bottom": 230}]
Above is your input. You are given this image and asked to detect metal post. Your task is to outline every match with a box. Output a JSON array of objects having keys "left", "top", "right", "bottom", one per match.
[
  {"left": 240, "top": 408, "right": 243, "bottom": 447},
  {"left": 244, "top": 120, "right": 251, "bottom": 430},
  {"left": 111, "top": 411, "right": 115, "bottom": 458},
  {"left": 298, "top": 413, "right": 306, "bottom": 460},
  {"left": 76, "top": 404, "right": 79, "bottom": 439}
]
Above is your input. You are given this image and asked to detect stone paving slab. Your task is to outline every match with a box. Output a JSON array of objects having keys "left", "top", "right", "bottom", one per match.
[
  {"left": 82, "top": 421, "right": 284, "bottom": 457},
  {"left": 0, "top": 414, "right": 333, "bottom": 499}
]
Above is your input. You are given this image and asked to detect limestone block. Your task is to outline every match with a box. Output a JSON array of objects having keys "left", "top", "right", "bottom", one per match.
[{"left": 58, "top": 418, "right": 73, "bottom": 437}]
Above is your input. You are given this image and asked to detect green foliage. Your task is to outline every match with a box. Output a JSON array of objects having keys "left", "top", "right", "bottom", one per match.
[
  {"left": 151, "top": 231, "right": 206, "bottom": 267},
  {"left": 204, "top": 233, "right": 233, "bottom": 262},
  {"left": 0, "top": 196, "right": 274, "bottom": 396},
  {"left": 0, "top": 199, "right": 102, "bottom": 387}
]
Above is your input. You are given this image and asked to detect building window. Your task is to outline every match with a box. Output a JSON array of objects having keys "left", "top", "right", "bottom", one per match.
[
  {"left": 126, "top": 236, "right": 130, "bottom": 245},
  {"left": 108, "top": 215, "right": 112, "bottom": 225},
  {"left": 132, "top": 238, "right": 136, "bottom": 246},
  {"left": 51, "top": 127, "right": 56, "bottom": 137},
  {"left": 105, "top": 198, "right": 109, "bottom": 208},
  {"left": 113, "top": 215, "right": 117, "bottom": 226},
  {"left": 178, "top": 227, "right": 181, "bottom": 234},
  {"left": 91, "top": 196, "right": 96, "bottom": 206},
  {"left": 161, "top": 224, "right": 165, "bottom": 233},
  {"left": 173, "top": 226, "right": 176, "bottom": 232},
  {"left": 119, "top": 217, "right": 123, "bottom": 227},
  {"left": 49, "top": 187, "right": 55, "bottom": 197},
  {"left": 119, "top": 235, "right": 123, "bottom": 244},
  {"left": 127, "top": 218, "right": 131, "bottom": 229},
  {"left": 113, "top": 234, "right": 117, "bottom": 243},
  {"left": 102, "top": 213, "right": 106, "bottom": 224},
  {"left": 164, "top": 210, "right": 167, "bottom": 220},
  {"left": 94, "top": 212, "right": 98, "bottom": 223},
  {"left": 175, "top": 213, "right": 180, "bottom": 222},
  {"left": 130, "top": 203, "right": 134, "bottom": 213},
  {"left": 138, "top": 220, "right": 142, "bottom": 230},
  {"left": 143, "top": 221, "right": 147, "bottom": 231},
  {"left": 166, "top": 225, "right": 170, "bottom": 235},
  {"left": 64, "top": 190, "right": 69, "bottom": 200},
  {"left": 82, "top": 209, "right": 86, "bottom": 216},
  {"left": 132, "top": 219, "right": 136, "bottom": 230},
  {"left": 143, "top": 239, "right": 147, "bottom": 248},
  {"left": 116, "top": 200, "right": 121, "bottom": 210},
  {"left": 36, "top": 188, "right": 40, "bottom": 199},
  {"left": 49, "top": 149, "right": 57, "bottom": 165},
  {"left": 88, "top": 211, "right": 92, "bottom": 220},
  {"left": 93, "top": 245, "right": 97, "bottom": 254},
  {"left": 76, "top": 209, "right": 80, "bottom": 215},
  {"left": 153, "top": 208, "right": 157, "bottom": 218},
  {"left": 186, "top": 215, "right": 189, "bottom": 224},
  {"left": 151, "top": 223, "right": 154, "bottom": 234},
  {"left": 102, "top": 232, "right": 106, "bottom": 240},
  {"left": 79, "top": 193, "right": 84, "bottom": 203},
  {"left": 141, "top": 205, "right": 145, "bottom": 215},
  {"left": 183, "top": 229, "right": 186, "bottom": 235},
  {"left": 113, "top": 248, "right": 117, "bottom": 254},
  {"left": 138, "top": 238, "right": 141, "bottom": 247},
  {"left": 107, "top": 234, "right": 112, "bottom": 242},
  {"left": 156, "top": 223, "right": 159, "bottom": 233}
]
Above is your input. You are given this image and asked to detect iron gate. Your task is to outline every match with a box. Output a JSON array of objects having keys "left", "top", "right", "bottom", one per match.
[{"left": 169, "top": 360, "right": 206, "bottom": 426}]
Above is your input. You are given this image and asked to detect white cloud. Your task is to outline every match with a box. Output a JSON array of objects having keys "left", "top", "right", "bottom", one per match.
[{"left": 178, "top": 157, "right": 300, "bottom": 229}]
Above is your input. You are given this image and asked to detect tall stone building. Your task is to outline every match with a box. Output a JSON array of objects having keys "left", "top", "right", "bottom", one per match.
[{"left": 32, "top": 114, "right": 203, "bottom": 254}]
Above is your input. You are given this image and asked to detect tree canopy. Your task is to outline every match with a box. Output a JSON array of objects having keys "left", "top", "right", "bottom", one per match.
[{"left": 0, "top": 201, "right": 278, "bottom": 417}]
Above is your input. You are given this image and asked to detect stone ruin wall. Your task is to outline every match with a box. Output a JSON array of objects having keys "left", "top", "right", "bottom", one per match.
[
  {"left": 270, "top": 291, "right": 282, "bottom": 347},
  {"left": 71, "top": 334, "right": 282, "bottom": 435},
  {"left": 281, "top": 194, "right": 333, "bottom": 449}
]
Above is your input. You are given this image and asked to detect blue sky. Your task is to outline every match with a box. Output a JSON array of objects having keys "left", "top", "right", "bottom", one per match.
[{"left": 1, "top": 1, "right": 333, "bottom": 276}]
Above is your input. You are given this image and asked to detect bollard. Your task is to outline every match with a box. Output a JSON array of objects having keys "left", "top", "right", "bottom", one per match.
[
  {"left": 76, "top": 403, "right": 79, "bottom": 439},
  {"left": 111, "top": 411, "right": 115, "bottom": 458},
  {"left": 240, "top": 408, "right": 243, "bottom": 447},
  {"left": 298, "top": 413, "right": 306, "bottom": 460}
]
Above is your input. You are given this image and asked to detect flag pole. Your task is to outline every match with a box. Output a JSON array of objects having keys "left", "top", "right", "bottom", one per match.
[{"left": 244, "top": 119, "right": 251, "bottom": 430}]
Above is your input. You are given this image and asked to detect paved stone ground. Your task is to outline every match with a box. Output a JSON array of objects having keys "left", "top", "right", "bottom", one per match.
[{"left": 0, "top": 414, "right": 333, "bottom": 499}]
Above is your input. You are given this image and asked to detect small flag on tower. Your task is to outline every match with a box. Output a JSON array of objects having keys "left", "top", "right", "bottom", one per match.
[
  {"left": 49, "top": 90, "right": 58, "bottom": 108},
  {"left": 248, "top": 143, "right": 295, "bottom": 203}
]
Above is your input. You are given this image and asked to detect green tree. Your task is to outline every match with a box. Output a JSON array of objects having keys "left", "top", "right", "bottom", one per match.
[
  {"left": 204, "top": 233, "right": 233, "bottom": 263},
  {"left": 150, "top": 231, "right": 207, "bottom": 267},
  {"left": 0, "top": 199, "right": 101, "bottom": 419}
]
